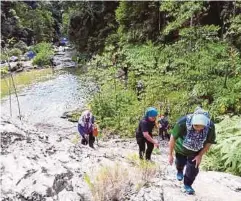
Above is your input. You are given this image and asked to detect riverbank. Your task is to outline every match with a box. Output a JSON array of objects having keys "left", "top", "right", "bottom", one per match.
[{"left": 1, "top": 68, "right": 53, "bottom": 98}]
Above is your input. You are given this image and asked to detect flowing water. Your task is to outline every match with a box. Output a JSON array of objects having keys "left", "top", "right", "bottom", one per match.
[{"left": 1, "top": 47, "right": 96, "bottom": 130}]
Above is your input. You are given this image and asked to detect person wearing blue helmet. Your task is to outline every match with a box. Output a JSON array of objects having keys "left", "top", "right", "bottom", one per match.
[
  {"left": 136, "top": 107, "right": 160, "bottom": 160},
  {"left": 168, "top": 107, "right": 216, "bottom": 195}
]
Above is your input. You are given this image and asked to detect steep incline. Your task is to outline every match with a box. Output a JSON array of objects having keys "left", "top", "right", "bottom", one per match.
[{"left": 1, "top": 119, "right": 241, "bottom": 201}]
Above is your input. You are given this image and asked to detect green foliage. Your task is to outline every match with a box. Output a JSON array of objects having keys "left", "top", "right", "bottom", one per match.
[
  {"left": 116, "top": 1, "right": 160, "bottom": 43},
  {"left": 87, "top": 33, "right": 241, "bottom": 135},
  {"left": 1, "top": 66, "right": 9, "bottom": 77},
  {"left": 32, "top": 42, "right": 54, "bottom": 66},
  {"left": 8, "top": 48, "right": 23, "bottom": 57},
  {"left": 61, "top": 12, "right": 70, "bottom": 36},
  {"left": 0, "top": 54, "right": 8, "bottom": 62},
  {"left": 70, "top": 133, "right": 80, "bottom": 144},
  {"left": 32, "top": 42, "right": 52, "bottom": 54},
  {"left": 1, "top": 68, "right": 52, "bottom": 98},
  {"left": 83, "top": 173, "right": 94, "bottom": 191},
  {"left": 126, "top": 153, "right": 158, "bottom": 187},
  {"left": 13, "top": 41, "right": 28, "bottom": 52},
  {"left": 121, "top": 42, "right": 160, "bottom": 75},
  {"left": 202, "top": 116, "right": 241, "bottom": 176},
  {"left": 226, "top": 15, "right": 241, "bottom": 37},
  {"left": 13, "top": 2, "right": 55, "bottom": 43},
  {"left": 31, "top": 9, "right": 54, "bottom": 43},
  {"left": 1, "top": 47, "right": 22, "bottom": 63},
  {"left": 224, "top": 2, "right": 241, "bottom": 48},
  {"left": 160, "top": 1, "right": 205, "bottom": 35},
  {"left": 211, "top": 90, "right": 241, "bottom": 116},
  {"left": 90, "top": 73, "right": 142, "bottom": 137},
  {"left": 68, "top": 1, "right": 118, "bottom": 53},
  {"left": 32, "top": 53, "right": 51, "bottom": 66},
  {"left": 75, "top": 1, "right": 241, "bottom": 177}
]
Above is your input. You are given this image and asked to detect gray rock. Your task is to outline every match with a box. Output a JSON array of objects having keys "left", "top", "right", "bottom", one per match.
[
  {"left": 9, "top": 56, "right": 18, "bottom": 62},
  {"left": 1, "top": 118, "right": 241, "bottom": 201},
  {"left": 52, "top": 171, "right": 74, "bottom": 194}
]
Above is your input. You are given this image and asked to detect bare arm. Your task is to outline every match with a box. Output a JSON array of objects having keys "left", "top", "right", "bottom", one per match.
[
  {"left": 198, "top": 143, "right": 212, "bottom": 157},
  {"left": 143, "top": 132, "right": 157, "bottom": 144},
  {"left": 192, "top": 143, "right": 212, "bottom": 168},
  {"left": 168, "top": 135, "right": 176, "bottom": 165},
  {"left": 155, "top": 121, "right": 159, "bottom": 129},
  {"left": 169, "top": 135, "right": 176, "bottom": 156}
]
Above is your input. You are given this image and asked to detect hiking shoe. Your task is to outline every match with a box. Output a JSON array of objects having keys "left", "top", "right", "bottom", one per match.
[
  {"left": 176, "top": 172, "right": 184, "bottom": 181},
  {"left": 184, "top": 185, "right": 195, "bottom": 195}
]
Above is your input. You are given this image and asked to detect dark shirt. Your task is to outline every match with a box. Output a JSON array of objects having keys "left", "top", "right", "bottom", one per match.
[
  {"left": 136, "top": 117, "right": 155, "bottom": 138},
  {"left": 158, "top": 117, "right": 169, "bottom": 129}
]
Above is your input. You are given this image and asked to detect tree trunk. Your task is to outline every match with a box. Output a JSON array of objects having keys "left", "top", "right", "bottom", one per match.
[
  {"left": 224, "top": 65, "right": 228, "bottom": 88},
  {"left": 4, "top": 77, "right": 12, "bottom": 117},
  {"left": 5, "top": 49, "right": 22, "bottom": 120}
]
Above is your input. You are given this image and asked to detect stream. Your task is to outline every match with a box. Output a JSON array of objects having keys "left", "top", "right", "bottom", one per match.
[{"left": 1, "top": 47, "right": 96, "bottom": 131}]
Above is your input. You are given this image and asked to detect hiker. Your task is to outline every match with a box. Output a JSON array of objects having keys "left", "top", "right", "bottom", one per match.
[
  {"left": 158, "top": 112, "right": 169, "bottom": 141},
  {"left": 78, "top": 110, "right": 96, "bottom": 148},
  {"left": 136, "top": 80, "right": 144, "bottom": 101},
  {"left": 50, "top": 57, "right": 55, "bottom": 73},
  {"left": 168, "top": 107, "right": 216, "bottom": 194},
  {"left": 136, "top": 107, "right": 160, "bottom": 160}
]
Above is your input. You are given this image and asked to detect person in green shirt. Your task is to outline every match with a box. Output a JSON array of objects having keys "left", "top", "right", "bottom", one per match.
[{"left": 168, "top": 107, "right": 216, "bottom": 194}]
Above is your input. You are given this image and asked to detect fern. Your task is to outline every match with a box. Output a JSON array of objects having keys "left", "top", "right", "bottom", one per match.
[{"left": 202, "top": 116, "right": 241, "bottom": 176}]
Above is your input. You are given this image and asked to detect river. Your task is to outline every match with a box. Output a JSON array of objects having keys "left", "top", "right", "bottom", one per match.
[{"left": 1, "top": 47, "right": 96, "bottom": 131}]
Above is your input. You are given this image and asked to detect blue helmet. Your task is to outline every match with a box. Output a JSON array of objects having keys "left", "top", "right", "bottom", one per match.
[{"left": 145, "top": 107, "right": 158, "bottom": 118}]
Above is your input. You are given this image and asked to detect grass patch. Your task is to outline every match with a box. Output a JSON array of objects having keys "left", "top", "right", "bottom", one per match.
[
  {"left": 126, "top": 153, "right": 158, "bottom": 183},
  {"left": 1, "top": 68, "right": 53, "bottom": 98},
  {"left": 84, "top": 155, "right": 159, "bottom": 201},
  {"left": 71, "top": 133, "right": 80, "bottom": 144},
  {"left": 84, "top": 164, "right": 132, "bottom": 201}
]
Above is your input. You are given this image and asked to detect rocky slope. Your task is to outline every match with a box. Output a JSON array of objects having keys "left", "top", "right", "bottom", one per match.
[{"left": 1, "top": 118, "right": 241, "bottom": 201}]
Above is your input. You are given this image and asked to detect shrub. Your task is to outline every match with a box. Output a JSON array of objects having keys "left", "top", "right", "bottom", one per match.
[
  {"left": 1, "top": 66, "right": 9, "bottom": 76},
  {"left": 32, "top": 42, "right": 53, "bottom": 54},
  {"left": 84, "top": 164, "right": 132, "bottom": 201},
  {"left": 84, "top": 157, "right": 159, "bottom": 201},
  {"left": 127, "top": 153, "right": 158, "bottom": 184},
  {"left": 33, "top": 51, "right": 52, "bottom": 66},
  {"left": 0, "top": 53, "right": 8, "bottom": 62},
  {"left": 8, "top": 48, "right": 22, "bottom": 57},
  {"left": 71, "top": 133, "right": 80, "bottom": 144},
  {"left": 13, "top": 41, "right": 28, "bottom": 52},
  {"left": 202, "top": 116, "right": 241, "bottom": 176},
  {"left": 32, "top": 42, "right": 54, "bottom": 66}
]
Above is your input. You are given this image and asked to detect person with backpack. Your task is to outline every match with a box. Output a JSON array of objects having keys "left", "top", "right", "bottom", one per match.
[
  {"left": 158, "top": 112, "right": 169, "bottom": 141},
  {"left": 136, "top": 107, "right": 160, "bottom": 160},
  {"left": 168, "top": 107, "right": 216, "bottom": 195},
  {"left": 78, "top": 110, "right": 96, "bottom": 148}
]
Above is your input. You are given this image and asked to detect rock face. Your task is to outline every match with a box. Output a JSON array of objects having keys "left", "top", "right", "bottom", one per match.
[
  {"left": 1, "top": 118, "right": 241, "bottom": 201},
  {"left": 0, "top": 119, "right": 91, "bottom": 201}
]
